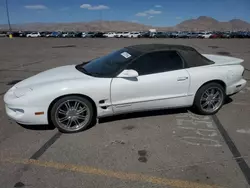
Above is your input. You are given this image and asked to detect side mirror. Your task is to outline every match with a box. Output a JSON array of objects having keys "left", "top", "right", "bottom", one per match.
[{"left": 117, "top": 69, "right": 139, "bottom": 78}]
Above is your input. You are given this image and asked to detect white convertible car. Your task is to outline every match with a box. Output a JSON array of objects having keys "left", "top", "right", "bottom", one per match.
[{"left": 4, "top": 44, "right": 247, "bottom": 133}]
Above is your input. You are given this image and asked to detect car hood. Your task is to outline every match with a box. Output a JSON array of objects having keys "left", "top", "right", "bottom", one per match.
[{"left": 14, "top": 65, "right": 90, "bottom": 89}]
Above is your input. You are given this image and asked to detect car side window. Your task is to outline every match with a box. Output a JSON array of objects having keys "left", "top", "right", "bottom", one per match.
[{"left": 126, "top": 51, "right": 184, "bottom": 76}]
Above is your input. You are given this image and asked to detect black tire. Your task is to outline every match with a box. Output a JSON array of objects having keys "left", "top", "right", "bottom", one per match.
[
  {"left": 193, "top": 82, "right": 225, "bottom": 115},
  {"left": 50, "top": 96, "right": 95, "bottom": 133}
]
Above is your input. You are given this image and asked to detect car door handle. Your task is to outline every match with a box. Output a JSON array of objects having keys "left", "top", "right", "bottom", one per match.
[{"left": 177, "top": 77, "right": 188, "bottom": 81}]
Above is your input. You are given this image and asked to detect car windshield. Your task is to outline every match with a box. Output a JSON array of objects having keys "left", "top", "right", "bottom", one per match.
[{"left": 77, "top": 48, "right": 140, "bottom": 77}]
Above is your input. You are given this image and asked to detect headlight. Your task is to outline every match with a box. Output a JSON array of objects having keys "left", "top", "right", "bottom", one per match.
[{"left": 14, "top": 87, "right": 32, "bottom": 98}]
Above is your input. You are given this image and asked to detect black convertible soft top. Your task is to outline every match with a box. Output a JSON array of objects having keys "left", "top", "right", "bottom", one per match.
[{"left": 126, "top": 44, "right": 215, "bottom": 67}]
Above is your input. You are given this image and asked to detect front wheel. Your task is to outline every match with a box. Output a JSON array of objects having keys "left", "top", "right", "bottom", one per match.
[
  {"left": 193, "top": 83, "right": 225, "bottom": 115},
  {"left": 50, "top": 96, "right": 95, "bottom": 133}
]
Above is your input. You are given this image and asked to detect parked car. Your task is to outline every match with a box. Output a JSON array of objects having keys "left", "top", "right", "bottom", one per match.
[
  {"left": 81, "top": 32, "right": 87, "bottom": 38},
  {"left": 187, "top": 32, "right": 199, "bottom": 38},
  {"left": 3, "top": 44, "right": 247, "bottom": 133},
  {"left": 151, "top": 32, "right": 158, "bottom": 38},
  {"left": 26, "top": 32, "right": 41, "bottom": 37},
  {"left": 115, "top": 32, "right": 123, "bottom": 38},
  {"left": 177, "top": 32, "right": 190, "bottom": 38},
  {"left": 169, "top": 32, "right": 180, "bottom": 38},
  {"left": 221, "top": 32, "right": 231, "bottom": 38},
  {"left": 209, "top": 32, "right": 223, "bottom": 39},
  {"left": 199, "top": 32, "right": 213, "bottom": 39},
  {"left": 115, "top": 32, "right": 130, "bottom": 38},
  {"left": 0, "top": 31, "right": 7, "bottom": 37},
  {"left": 45, "top": 32, "right": 52, "bottom": 37},
  {"left": 103, "top": 32, "right": 116, "bottom": 38},
  {"left": 7, "top": 31, "right": 23, "bottom": 37},
  {"left": 128, "top": 32, "right": 141, "bottom": 38},
  {"left": 47, "top": 32, "right": 62, "bottom": 38},
  {"left": 39, "top": 32, "right": 50, "bottom": 37},
  {"left": 121, "top": 32, "right": 130, "bottom": 38},
  {"left": 84, "top": 32, "right": 96, "bottom": 38},
  {"left": 153, "top": 32, "right": 168, "bottom": 38},
  {"left": 242, "top": 32, "right": 250, "bottom": 38},
  {"left": 62, "top": 32, "right": 69, "bottom": 38},
  {"left": 74, "top": 32, "right": 83, "bottom": 38},
  {"left": 92, "top": 32, "right": 106, "bottom": 38},
  {"left": 64, "top": 32, "right": 72, "bottom": 38},
  {"left": 138, "top": 32, "right": 151, "bottom": 38}
]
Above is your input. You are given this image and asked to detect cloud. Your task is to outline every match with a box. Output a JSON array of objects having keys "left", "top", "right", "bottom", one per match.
[
  {"left": 136, "top": 12, "right": 147, "bottom": 17},
  {"left": 136, "top": 9, "right": 162, "bottom": 17},
  {"left": 145, "top": 9, "right": 161, "bottom": 14},
  {"left": 80, "top": 4, "right": 109, "bottom": 10},
  {"left": 176, "top": 16, "right": 182, "bottom": 20},
  {"left": 148, "top": 16, "right": 154, "bottom": 19},
  {"left": 24, "top": 5, "right": 47, "bottom": 10},
  {"left": 80, "top": 4, "right": 91, "bottom": 8},
  {"left": 155, "top": 5, "right": 162, "bottom": 8}
]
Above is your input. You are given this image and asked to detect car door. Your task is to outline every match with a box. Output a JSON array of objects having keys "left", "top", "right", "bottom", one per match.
[{"left": 110, "top": 50, "right": 190, "bottom": 114}]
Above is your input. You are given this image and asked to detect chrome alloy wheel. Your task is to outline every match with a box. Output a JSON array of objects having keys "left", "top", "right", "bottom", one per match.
[
  {"left": 55, "top": 100, "right": 90, "bottom": 132},
  {"left": 200, "top": 87, "right": 224, "bottom": 113}
]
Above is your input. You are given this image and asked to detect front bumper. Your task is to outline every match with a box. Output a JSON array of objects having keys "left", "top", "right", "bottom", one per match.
[
  {"left": 4, "top": 87, "right": 48, "bottom": 125},
  {"left": 5, "top": 104, "right": 48, "bottom": 125},
  {"left": 226, "top": 78, "right": 247, "bottom": 95}
]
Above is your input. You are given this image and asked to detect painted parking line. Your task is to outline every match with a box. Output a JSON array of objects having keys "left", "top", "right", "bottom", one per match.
[
  {"left": 1, "top": 158, "right": 223, "bottom": 188},
  {"left": 175, "top": 113, "right": 250, "bottom": 185}
]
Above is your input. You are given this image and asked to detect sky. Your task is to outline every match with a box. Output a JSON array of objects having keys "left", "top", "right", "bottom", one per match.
[{"left": 0, "top": 0, "right": 249, "bottom": 26}]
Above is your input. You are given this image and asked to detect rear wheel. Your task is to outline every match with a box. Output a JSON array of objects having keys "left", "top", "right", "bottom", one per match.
[
  {"left": 193, "top": 83, "right": 225, "bottom": 115},
  {"left": 50, "top": 96, "right": 95, "bottom": 133}
]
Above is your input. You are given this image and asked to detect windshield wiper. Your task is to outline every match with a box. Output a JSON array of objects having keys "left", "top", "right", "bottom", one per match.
[
  {"left": 76, "top": 65, "right": 102, "bottom": 77},
  {"left": 76, "top": 65, "right": 90, "bottom": 75},
  {"left": 80, "top": 67, "right": 89, "bottom": 74},
  {"left": 87, "top": 72, "right": 102, "bottom": 76}
]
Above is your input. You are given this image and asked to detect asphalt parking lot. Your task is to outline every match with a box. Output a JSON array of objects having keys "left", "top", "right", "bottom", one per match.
[{"left": 0, "top": 38, "right": 250, "bottom": 188}]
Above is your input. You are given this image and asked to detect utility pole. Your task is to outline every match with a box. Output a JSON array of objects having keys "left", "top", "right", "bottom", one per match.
[{"left": 5, "top": 0, "right": 12, "bottom": 38}]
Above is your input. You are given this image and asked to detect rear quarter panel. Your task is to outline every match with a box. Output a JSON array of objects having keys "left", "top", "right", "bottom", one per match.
[{"left": 186, "top": 64, "right": 244, "bottom": 100}]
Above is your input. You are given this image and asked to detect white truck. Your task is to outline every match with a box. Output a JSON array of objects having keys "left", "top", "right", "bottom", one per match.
[{"left": 149, "top": 29, "right": 157, "bottom": 38}]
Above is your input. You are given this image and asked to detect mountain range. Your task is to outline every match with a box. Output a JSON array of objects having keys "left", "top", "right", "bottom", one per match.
[{"left": 0, "top": 16, "right": 250, "bottom": 32}]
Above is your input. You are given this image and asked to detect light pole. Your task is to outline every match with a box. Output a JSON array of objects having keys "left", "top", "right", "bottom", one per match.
[
  {"left": 5, "top": 0, "right": 12, "bottom": 38},
  {"left": 99, "top": 10, "right": 103, "bottom": 31}
]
